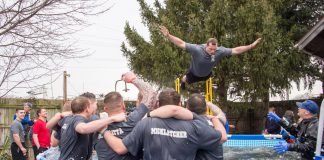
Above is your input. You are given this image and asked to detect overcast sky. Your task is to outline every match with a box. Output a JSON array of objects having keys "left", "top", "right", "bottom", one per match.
[
  {"left": 10, "top": 0, "right": 322, "bottom": 101},
  {"left": 22, "top": 0, "right": 154, "bottom": 100}
]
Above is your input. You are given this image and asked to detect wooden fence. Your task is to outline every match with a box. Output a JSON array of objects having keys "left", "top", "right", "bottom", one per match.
[
  {"left": 0, "top": 98, "right": 63, "bottom": 159},
  {"left": 0, "top": 98, "right": 62, "bottom": 145}
]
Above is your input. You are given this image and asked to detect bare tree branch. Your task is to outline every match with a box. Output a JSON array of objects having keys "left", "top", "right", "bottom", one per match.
[{"left": 0, "top": 0, "right": 112, "bottom": 97}]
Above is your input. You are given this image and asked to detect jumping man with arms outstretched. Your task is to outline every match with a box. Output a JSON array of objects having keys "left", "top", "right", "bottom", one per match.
[{"left": 160, "top": 26, "right": 262, "bottom": 89}]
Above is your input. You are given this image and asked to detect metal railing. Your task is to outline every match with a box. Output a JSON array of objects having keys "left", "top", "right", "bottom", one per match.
[
  {"left": 115, "top": 80, "right": 129, "bottom": 92},
  {"left": 315, "top": 99, "right": 324, "bottom": 159}
]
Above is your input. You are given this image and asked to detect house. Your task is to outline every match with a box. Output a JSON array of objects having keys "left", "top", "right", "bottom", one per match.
[{"left": 295, "top": 17, "right": 324, "bottom": 60}]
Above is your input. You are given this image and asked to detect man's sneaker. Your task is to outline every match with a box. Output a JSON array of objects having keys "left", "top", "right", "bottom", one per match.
[{"left": 180, "top": 82, "right": 186, "bottom": 90}]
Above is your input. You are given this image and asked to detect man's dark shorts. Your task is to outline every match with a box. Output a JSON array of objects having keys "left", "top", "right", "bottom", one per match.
[{"left": 185, "top": 71, "right": 212, "bottom": 84}]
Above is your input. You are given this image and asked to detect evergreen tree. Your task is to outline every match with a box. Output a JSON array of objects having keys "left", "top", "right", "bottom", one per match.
[{"left": 122, "top": 0, "right": 323, "bottom": 105}]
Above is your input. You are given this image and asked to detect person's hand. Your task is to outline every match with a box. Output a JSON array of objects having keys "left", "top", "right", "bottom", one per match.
[
  {"left": 121, "top": 72, "right": 137, "bottom": 83},
  {"left": 20, "top": 147, "right": 27, "bottom": 156},
  {"left": 267, "top": 112, "right": 281, "bottom": 123},
  {"left": 111, "top": 113, "right": 126, "bottom": 122},
  {"left": 274, "top": 141, "right": 288, "bottom": 154},
  {"left": 250, "top": 38, "right": 262, "bottom": 49},
  {"left": 159, "top": 26, "right": 169, "bottom": 37}
]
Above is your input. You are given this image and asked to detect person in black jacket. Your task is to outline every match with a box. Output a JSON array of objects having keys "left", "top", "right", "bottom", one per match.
[
  {"left": 268, "top": 100, "right": 319, "bottom": 159},
  {"left": 263, "top": 106, "right": 281, "bottom": 134}
]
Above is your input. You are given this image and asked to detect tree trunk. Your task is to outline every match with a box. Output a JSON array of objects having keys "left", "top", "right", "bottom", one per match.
[
  {"left": 262, "top": 91, "right": 270, "bottom": 109},
  {"left": 216, "top": 77, "right": 228, "bottom": 106}
]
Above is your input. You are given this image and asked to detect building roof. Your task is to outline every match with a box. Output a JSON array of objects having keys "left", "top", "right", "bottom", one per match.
[{"left": 295, "top": 17, "right": 324, "bottom": 60}]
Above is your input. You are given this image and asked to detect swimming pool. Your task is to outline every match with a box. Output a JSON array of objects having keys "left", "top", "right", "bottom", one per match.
[
  {"left": 223, "top": 134, "right": 302, "bottom": 160},
  {"left": 224, "top": 147, "right": 301, "bottom": 160}
]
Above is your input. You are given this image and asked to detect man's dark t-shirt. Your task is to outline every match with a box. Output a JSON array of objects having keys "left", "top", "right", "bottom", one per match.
[
  {"left": 195, "top": 115, "right": 223, "bottom": 160},
  {"left": 122, "top": 115, "right": 221, "bottom": 160},
  {"left": 58, "top": 115, "right": 90, "bottom": 160},
  {"left": 95, "top": 103, "right": 148, "bottom": 160}
]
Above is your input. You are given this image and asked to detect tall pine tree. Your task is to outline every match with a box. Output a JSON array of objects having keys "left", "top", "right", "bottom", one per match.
[{"left": 121, "top": 0, "right": 323, "bottom": 106}]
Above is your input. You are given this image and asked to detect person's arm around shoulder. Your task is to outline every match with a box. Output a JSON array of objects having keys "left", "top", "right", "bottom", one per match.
[
  {"left": 209, "top": 116, "right": 227, "bottom": 144},
  {"left": 104, "top": 119, "right": 146, "bottom": 156},
  {"left": 194, "top": 115, "right": 226, "bottom": 151},
  {"left": 160, "top": 26, "right": 186, "bottom": 49},
  {"left": 231, "top": 38, "right": 262, "bottom": 55},
  {"left": 75, "top": 113, "right": 126, "bottom": 134},
  {"left": 206, "top": 102, "right": 227, "bottom": 125},
  {"left": 102, "top": 131, "right": 128, "bottom": 154},
  {"left": 46, "top": 111, "right": 72, "bottom": 129},
  {"left": 149, "top": 105, "right": 193, "bottom": 120}
]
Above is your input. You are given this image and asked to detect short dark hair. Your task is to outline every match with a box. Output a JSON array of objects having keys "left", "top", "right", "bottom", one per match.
[
  {"left": 36, "top": 108, "right": 42, "bottom": 117},
  {"left": 187, "top": 93, "right": 206, "bottom": 115},
  {"left": 158, "top": 89, "right": 180, "bottom": 107},
  {"left": 206, "top": 38, "right": 218, "bottom": 45},
  {"left": 80, "top": 92, "right": 96, "bottom": 100},
  {"left": 71, "top": 96, "right": 90, "bottom": 114},
  {"left": 104, "top": 92, "right": 123, "bottom": 112},
  {"left": 15, "top": 107, "right": 24, "bottom": 112}
]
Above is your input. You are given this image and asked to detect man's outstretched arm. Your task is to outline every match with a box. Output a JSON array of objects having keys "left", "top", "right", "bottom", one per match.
[
  {"left": 75, "top": 113, "right": 125, "bottom": 134},
  {"left": 231, "top": 38, "right": 262, "bottom": 55},
  {"left": 160, "top": 26, "right": 186, "bottom": 49}
]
